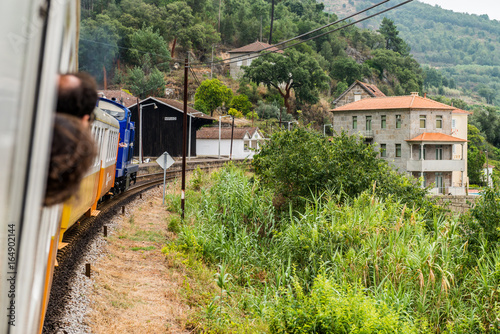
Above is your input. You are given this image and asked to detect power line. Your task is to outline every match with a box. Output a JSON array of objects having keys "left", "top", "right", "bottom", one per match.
[
  {"left": 79, "top": 38, "right": 183, "bottom": 62},
  {"left": 193, "top": 0, "right": 413, "bottom": 68},
  {"left": 190, "top": 0, "right": 391, "bottom": 67}
]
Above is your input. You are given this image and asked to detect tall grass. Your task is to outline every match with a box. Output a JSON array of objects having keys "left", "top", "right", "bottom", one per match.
[{"left": 173, "top": 166, "right": 500, "bottom": 333}]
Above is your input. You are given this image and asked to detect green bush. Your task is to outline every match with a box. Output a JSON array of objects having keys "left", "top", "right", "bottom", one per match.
[
  {"left": 252, "top": 128, "right": 434, "bottom": 213},
  {"left": 269, "top": 276, "right": 418, "bottom": 334}
]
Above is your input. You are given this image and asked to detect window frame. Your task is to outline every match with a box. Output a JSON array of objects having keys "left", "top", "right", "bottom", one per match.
[
  {"left": 380, "top": 144, "right": 387, "bottom": 157},
  {"left": 396, "top": 115, "right": 402, "bottom": 129},
  {"left": 436, "top": 115, "right": 443, "bottom": 129},
  {"left": 352, "top": 116, "right": 357, "bottom": 130},
  {"left": 420, "top": 115, "right": 426, "bottom": 129},
  {"left": 395, "top": 143, "right": 402, "bottom": 157},
  {"left": 381, "top": 115, "right": 386, "bottom": 129},
  {"left": 366, "top": 116, "right": 372, "bottom": 131}
]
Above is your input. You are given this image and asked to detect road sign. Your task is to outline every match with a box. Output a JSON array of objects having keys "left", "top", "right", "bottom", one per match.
[
  {"left": 156, "top": 151, "right": 175, "bottom": 205},
  {"left": 156, "top": 151, "right": 175, "bottom": 170}
]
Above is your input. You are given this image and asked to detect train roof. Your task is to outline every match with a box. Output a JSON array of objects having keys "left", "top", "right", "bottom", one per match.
[{"left": 94, "top": 106, "right": 120, "bottom": 128}]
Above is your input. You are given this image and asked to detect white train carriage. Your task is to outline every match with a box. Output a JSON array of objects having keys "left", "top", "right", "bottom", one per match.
[
  {"left": 0, "top": 0, "right": 81, "bottom": 333},
  {"left": 58, "top": 108, "right": 119, "bottom": 242}
]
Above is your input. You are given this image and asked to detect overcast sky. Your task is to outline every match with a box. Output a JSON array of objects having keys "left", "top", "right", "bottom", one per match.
[{"left": 417, "top": 0, "right": 500, "bottom": 21}]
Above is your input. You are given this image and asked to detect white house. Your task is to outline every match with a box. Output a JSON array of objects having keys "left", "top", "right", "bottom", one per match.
[
  {"left": 227, "top": 41, "right": 283, "bottom": 79},
  {"left": 483, "top": 164, "right": 494, "bottom": 187},
  {"left": 196, "top": 127, "right": 265, "bottom": 159}
]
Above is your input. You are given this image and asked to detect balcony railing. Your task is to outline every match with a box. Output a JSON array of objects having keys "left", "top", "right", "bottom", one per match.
[
  {"left": 364, "top": 130, "right": 374, "bottom": 138},
  {"left": 407, "top": 159, "right": 465, "bottom": 172}
]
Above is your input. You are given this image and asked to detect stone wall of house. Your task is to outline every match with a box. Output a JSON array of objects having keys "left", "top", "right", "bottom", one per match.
[
  {"left": 335, "top": 83, "right": 373, "bottom": 108},
  {"left": 434, "top": 195, "right": 477, "bottom": 214},
  {"left": 331, "top": 110, "right": 412, "bottom": 171}
]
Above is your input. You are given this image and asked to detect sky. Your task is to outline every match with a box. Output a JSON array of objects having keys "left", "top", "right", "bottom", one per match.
[{"left": 418, "top": 0, "right": 500, "bottom": 21}]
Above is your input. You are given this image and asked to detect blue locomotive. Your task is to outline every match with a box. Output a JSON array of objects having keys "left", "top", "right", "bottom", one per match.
[{"left": 97, "top": 97, "right": 139, "bottom": 194}]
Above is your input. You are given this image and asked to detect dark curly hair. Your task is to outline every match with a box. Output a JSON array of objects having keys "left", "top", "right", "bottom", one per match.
[
  {"left": 44, "top": 113, "right": 97, "bottom": 206},
  {"left": 56, "top": 72, "right": 98, "bottom": 118}
]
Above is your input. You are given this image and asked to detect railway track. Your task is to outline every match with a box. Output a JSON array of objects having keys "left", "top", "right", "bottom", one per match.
[{"left": 43, "top": 159, "right": 247, "bottom": 333}]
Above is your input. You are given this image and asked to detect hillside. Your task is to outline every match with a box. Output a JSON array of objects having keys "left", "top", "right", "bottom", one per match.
[{"left": 319, "top": 0, "right": 500, "bottom": 105}]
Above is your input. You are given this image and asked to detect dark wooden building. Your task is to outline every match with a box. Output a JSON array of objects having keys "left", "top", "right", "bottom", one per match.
[{"left": 129, "top": 97, "right": 214, "bottom": 158}]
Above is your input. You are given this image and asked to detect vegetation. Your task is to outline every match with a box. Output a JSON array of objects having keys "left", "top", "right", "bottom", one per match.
[
  {"left": 194, "top": 78, "right": 233, "bottom": 116},
  {"left": 243, "top": 49, "right": 329, "bottom": 114},
  {"left": 166, "top": 158, "right": 500, "bottom": 333},
  {"left": 253, "top": 128, "right": 433, "bottom": 211}
]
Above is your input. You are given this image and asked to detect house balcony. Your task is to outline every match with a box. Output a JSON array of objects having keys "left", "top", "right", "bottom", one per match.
[
  {"left": 407, "top": 159, "right": 465, "bottom": 172},
  {"left": 364, "top": 130, "right": 374, "bottom": 138}
]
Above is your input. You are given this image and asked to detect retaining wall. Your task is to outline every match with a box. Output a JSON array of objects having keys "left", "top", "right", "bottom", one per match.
[{"left": 433, "top": 195, "right": 477, "bottom": 214}]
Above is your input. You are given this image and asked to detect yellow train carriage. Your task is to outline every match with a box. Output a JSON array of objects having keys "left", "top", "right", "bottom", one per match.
[{"left": 58, "top": 108, "right": 120, "bottom": 242}]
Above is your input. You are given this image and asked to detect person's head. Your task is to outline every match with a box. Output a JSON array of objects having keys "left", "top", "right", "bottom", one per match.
[
  {"left": 57, "top": 72, "right": 98, "bottom": 127},
  {"left": 44, "top": 113, "right": 97, "bottom": 206}
]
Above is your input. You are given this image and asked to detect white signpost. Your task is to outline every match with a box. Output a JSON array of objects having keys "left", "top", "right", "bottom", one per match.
[{"left": 156, "top": 151, "right": 175, "bottom": 205}]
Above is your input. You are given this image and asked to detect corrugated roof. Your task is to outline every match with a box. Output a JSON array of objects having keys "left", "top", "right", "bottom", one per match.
[
  {"left": 197, "top": 127, "right": 260, "bottom": 140},
  {"left": 406, "top": 133, "right": 467, "bottom": 142},
  {"left": 228, "top": 41, "right": 283, "bottom": 54},
  {"left": 98, "top": 90, "right": 138, "bottom": 107},
  {"left": 334, "top": 95, "right": 468, "bottom": 114},
  {"left": 129, "top": 97, "right": 216, "bottom": 121}
]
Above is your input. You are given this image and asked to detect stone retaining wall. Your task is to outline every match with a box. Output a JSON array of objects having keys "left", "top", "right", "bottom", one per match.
[{"left": 433, "top": 195, "right": 477, "bottom": 214}]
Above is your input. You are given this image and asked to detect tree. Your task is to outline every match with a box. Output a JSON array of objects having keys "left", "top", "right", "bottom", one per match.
[
  {"left": 378, "top": 17, "right": 410, "bottom": 56},
  {"left": 126, "top": 65, "right": 166, "bottom": 98},
  {"left": 330, "top": 57, "right": 363, "bottom": 86},
  {"left": 467, "top": 124, "right": 487, "bottom": 185},
  {"left": 128, "top": 26, "right": 171, "bottom": 72},
  {"left": 194, "top": 79, "right": 233, "bottom": 116},
  {"left": 252, "top": 128, "right": 432, "bottom": 210},
  {"left": 79, "top": 14, "right": 121, "bottom": 81},
  {"left": 229, "top": 95, "right": 253, "bottom": 115},
  {"left": 243, "top": 49, "right": 329, "bottom": 114}
]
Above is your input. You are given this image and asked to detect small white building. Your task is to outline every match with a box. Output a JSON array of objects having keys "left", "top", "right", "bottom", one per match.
[
  {"left": 227, "top": 41, "right": 283, "bottom": 79},
  {"left": 196, "top": 127, "right": 265, "bottom": 159},
  {"left": 483, "top": 164, "right": 494, "bottom": 187}
]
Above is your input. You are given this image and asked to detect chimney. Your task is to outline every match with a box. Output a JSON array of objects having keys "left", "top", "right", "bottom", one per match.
[{"left": 410, "top": 92, "right": 419, "bottom": 97}]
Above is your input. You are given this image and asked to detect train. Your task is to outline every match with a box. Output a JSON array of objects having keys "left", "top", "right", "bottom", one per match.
[{"left": 0, "top": 0, "right": 140, "bottom": 332}]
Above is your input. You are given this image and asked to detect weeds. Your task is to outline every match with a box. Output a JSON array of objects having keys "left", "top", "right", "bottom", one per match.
[{"left": 170, "top": 166, "right": 500, "bottom": 333}]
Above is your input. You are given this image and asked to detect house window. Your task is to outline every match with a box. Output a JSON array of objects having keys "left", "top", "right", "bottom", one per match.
[
  {"left": 354, "top": 93, "right": 361, "bottom": 102},
  {"left": 396, "top": 144, "right": 401, "bottom": 157},
  {"left": 396, "top": 115, "right": 402, "bottom": 129},
  {"left": 244, "top": 140, "right": 250, "bottom": 151},
  {"left": 380, "top": 144, "right": 387, "bottom": 157},
  {"left": 352, "top": 116, "right": 357, "bottom": 129},
  {"left": 436, "top": 115, "right": 443, "bottom": 129},
  {"left": 366, "top": 116, "right": 372, "bottom": 131},
  {"left": 436, "top": 145, "right": 443, "bottom": 160},
  {"left": 381, "top": 115, "right": 386, "bottom": 129},
  {"left": 452, "top": 118, "right": 456, "bottom": 129},
  {"left": 420, "top": 115, "right": 426, "bottom": 129}
]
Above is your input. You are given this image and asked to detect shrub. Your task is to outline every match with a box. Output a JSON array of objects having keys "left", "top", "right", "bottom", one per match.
[
  {"left": 268, "top": 276, "right": 418, "bottom": 334},
  {"left": 252, "top": 128, "right": 434, "bottom": 212}
]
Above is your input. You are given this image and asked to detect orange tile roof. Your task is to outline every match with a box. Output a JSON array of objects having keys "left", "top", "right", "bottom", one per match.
[
  {"left": 333, "top": 95, "right": 468, "bottom": 114},
  {"left": 228, "top": 41, "right": 283, "bottom": 54},
  {"left": 406, "top": 133, "right": 467, "bottom": 142}
]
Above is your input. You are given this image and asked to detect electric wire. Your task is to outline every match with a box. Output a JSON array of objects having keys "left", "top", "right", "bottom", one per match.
[
  {"left": 190, "top": 0, "right": 391, "bottom": 67},
  {"left": 192, "top": 0, "right": 413, "bottom": 68}
]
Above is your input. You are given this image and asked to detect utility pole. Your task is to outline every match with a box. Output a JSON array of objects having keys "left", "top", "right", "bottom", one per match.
[
  {"left": 181, "top": 58, "right": 188, "bottom": 220},
  {"left": 230, "top": 116, "right": 234, "bottom": 160},
  {"left": 269, "top": 0, "right": 275, "bottom": 44}
]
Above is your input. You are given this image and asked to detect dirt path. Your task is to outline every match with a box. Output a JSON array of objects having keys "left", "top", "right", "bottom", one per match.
[{"left": 85, "top": 187, "right": 191, "bottom": 333}]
